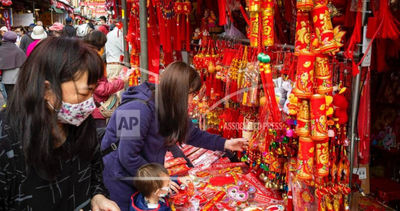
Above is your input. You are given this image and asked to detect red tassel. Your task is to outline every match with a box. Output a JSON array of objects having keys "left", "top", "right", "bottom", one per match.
[
  {"left": 176, "top": 16, "right": 182, "bottom": 51},
  {"left": 377, "top": 0, "right": 400, "bottom": 40},
  {"left": 186, "top": 17, "right": 191, "bottom": 51}
]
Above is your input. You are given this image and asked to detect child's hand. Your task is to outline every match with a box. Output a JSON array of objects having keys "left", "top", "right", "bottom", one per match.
[
  {"left": 169, "top": 180, "right": 180, "bottom": 195},
  {"left": 178, "top": 176, "right": 192, "bottom": 187}
]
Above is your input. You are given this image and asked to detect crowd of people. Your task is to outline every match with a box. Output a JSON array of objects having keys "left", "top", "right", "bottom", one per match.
[{"left": 0, "top": 16, "right": 248, "bottom": 211}]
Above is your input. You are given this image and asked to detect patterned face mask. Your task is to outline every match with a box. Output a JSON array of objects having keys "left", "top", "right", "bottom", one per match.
[
  {"left": 56, "top": 97, "right": 96, "bottom": 126},
  {"left": 158, "top": 186, "right": 170, "bottom": 198}
]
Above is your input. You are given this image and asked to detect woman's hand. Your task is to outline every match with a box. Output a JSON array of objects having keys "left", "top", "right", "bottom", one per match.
[
  {"left": 224, "top": 138, "right": 248, "bottom": 151},
  {"left": 91, "top": 194, "right": 120, "bottom": 211}
]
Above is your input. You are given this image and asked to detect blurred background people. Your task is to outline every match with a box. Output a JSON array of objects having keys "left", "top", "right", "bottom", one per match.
[
  {"left": 49, "top": 22, "right": 64, "bottom": 37},
  {"left": 0, "top": 26, "right": 8, "bottom": 45},
  {"left": 62, "top": 17, "right": 76, "bottom": 37},
  {"left": 0, "top": 31, "right": 26, "bottom": 99},
  {"left": 19, "top": 23, "right": 35, "bottom": 53},
  {"left": 97, "top": 16, "right": 109, "bottom": 35},
  {"left": 26, "top": 26, "right": 47, "bottom": 57},
  {"left": 84, "top": 30, "right": 127, "bottom": 128}
]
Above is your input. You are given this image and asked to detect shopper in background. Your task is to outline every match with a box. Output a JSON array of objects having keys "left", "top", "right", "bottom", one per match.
[
  {"left": 14, "top": 26, "right": 25, "bottom": 46},
  {"left": 105, "top": 23, "right": 125, "bottom": 79},
  {"left": 0, "top": 37, "right": 120, "bottom": 211},
  {"left": 98, "top": 15, "right": 109, "bottom": 35},
  {"left": 26, "top": 26, "right": 47, "bottom": 57},
  {"left": 49, "top": 22, "right": 64, "bottom": 37},
  {"left": 0, "top": 31, "right": 26, "bottom": 99},
  {"left": 36, "top": 21, "right": 43, "bottom": 26},
  {"left": 0, "top": 26, "right": 8, "bottom": 44},
  {"left": 101, "top": 61, "right": 248, "bottom": 211},
  {"left": 63, "top": 16, "right": 76, "bottom": 37},
  {"left": 84, "top": 30, "right": 127, "bottom": 128},
  {"left": 19, "top": 23, "right": 35, "bottom": 53},
  {"left": 0, "top": 26, "right": 7, "bottom": 33},
  {"left": 109, "top": 19, "right": 116, "bottom": 31}
]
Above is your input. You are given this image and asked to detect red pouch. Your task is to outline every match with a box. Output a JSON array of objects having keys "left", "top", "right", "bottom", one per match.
[
  {"left": 185, "top": 147, "right": 200, "bottom": 157},
  {"left": 165, "top": 157, "right": 187, "bottom": 169},
  {"left": 187, "top": 148, "right": 208, "bottom": 161},
  {"left": 168, "top": 164, "right": 191, "bottom": 176}
]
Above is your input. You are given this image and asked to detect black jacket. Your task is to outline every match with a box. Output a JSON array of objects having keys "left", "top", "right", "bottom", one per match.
[
  {"left": 19, "top": 32, "right": 34, "bottom": 53},
  {"left": 62, "top": 25, "right": 76, "bottom": 37},
  {"left": 0, "top": 115, "right": 108, "bottom": 211}
]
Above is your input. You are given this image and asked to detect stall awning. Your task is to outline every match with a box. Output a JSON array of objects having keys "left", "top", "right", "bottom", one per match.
[
  {"left": 51, "top": 5, "right": 64, "bottom": 14},
  {"left": 50, "top": 0, "right": 74, "bottom": 14}
]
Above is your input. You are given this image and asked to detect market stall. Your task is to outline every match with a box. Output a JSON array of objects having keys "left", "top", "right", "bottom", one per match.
[{"left": 113, "top": 0, "right": 400, "bottom": 210}]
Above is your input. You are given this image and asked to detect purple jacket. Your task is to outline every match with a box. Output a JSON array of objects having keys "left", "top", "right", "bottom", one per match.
[{"left": 101, "top": 82, "right": 226, "bottom": 211}]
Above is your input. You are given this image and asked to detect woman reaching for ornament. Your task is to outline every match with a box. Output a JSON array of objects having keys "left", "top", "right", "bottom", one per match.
[{"left": 101, "top": 61, "right": 248, "bottom": 211}]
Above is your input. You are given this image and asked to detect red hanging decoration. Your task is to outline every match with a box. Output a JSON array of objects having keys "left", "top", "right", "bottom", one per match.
[
  {"left": 375, "top": 0, "right": 400, "bottom": 40},
  {"left": 1, "top": 0, "right": 12, "bottom": 6}
]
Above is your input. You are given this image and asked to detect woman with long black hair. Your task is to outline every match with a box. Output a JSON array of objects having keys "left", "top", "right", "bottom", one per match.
[
  {"left": 101, "top": 61, "right": 248, "bottom": 211},
  {"left": 0, "top": 37, "right": 120, "bottom": 211}
]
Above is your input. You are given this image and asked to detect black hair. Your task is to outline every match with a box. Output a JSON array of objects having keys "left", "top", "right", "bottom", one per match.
[
  {"left": 100, "top": 16, "right": 107, "bottom": 22},
  {"left": 87, "top": 22, "right": 95, "bottom": 30},
  {"left": 6, "top": 37, "right": 104, "bottom": 180},
  {"left": 157, "top": 62, "right": 201, "bottom": 146},
  {"left": 84, "top": 30, "right": 107, "bottom": 50},
  {"left": 84, "top": 30, "right": 107, "bottom": 51}
]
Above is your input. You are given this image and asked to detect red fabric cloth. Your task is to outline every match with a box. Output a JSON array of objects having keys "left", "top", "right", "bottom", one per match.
[{"left": 92, "top": 77, "right": 125, "bottom": 119}]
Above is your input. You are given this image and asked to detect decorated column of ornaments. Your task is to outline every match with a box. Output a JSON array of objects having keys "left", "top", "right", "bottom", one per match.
[
  {"left": 261, "top": 0, "right": 274, "bottom": 47},
  {"left": 174, "top": 0, "right": 191, "bottom": 51},
  {"left": 246, "top": 53, "right": 297, "bottom": 195},
  {"left": 249, "top": 0, "right": 261, "bottom": 47},
  {"left": 126, "top": 2, "right": 141, "bottom": 86},
  {"left": 248, "top": 0, "right": 274, "bottom": 47}
]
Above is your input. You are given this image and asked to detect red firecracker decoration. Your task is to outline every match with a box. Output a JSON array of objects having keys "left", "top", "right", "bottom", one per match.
[
  {"left": 248, "top": 0, "right": 274, "bottom": 47},
  {"left": 315, "top": 54, "right": 333, "bottom": 95},
  {"left": 311, "top": 3, "right": 336, "bottom": 54},
  {"left": 296, "top": 136, "right": 314, "bottom": 180},
  {"left": 294, "top": 11, "right": 312, "bottom": 55},
  {"left": 315, "top": 138, "right": 330, "bottom": 177},
  {"left": 310, "top": 94, "right": 329, "bottom": 141},
  {"left": 293, "top": 52, "right": 315, "bottom": 99}
]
